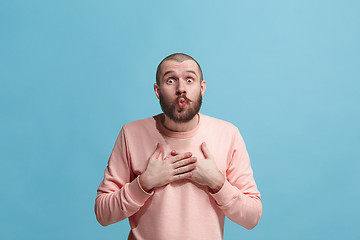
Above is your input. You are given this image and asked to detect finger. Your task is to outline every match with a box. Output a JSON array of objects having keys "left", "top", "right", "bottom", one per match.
[
  {"left": 172, "top": 157, "right": 197, "bottom": 169},
  {"left": 173, "top": 163, "right": 196, "bottom": 175},
  {"left": 201, "top": 142, "right": 210, "bottom": 159},
  {"left": 171, "top": 171, "right": 193, "bottom": 181},
  {"left": 169, "top": 152, "right": 192, "bottom": 163},
  {"left": 152, "top": 143, "right": 163, "bottom": 159},
  {"left": 171, "top": 150, "right": 178, "bottom": 156}
]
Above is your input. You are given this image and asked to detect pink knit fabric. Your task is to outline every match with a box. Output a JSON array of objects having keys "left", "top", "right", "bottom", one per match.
[{"left": 95, "top": 113, "right": 262, "bottom": 240}]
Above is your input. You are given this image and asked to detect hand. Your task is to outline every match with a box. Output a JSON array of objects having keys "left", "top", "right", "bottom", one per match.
[
  {"left": 172, "top": 143, "right": 224, "bottom": 193},
  {"left": 139, "top": 143, "right": 197, "bottom": 192}
]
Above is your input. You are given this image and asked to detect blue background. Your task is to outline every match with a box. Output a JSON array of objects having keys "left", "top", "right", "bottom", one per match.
[{"left": 1, "top": 1, "right": 359, "bottom": 239}]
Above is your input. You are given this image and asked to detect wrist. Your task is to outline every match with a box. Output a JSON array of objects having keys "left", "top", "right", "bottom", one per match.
[
  {"left": 209, "top": 173, "right": 225, "bottom": 194},
  {"left": 139, "top": 172, "right": 153, "bottom": 192}
]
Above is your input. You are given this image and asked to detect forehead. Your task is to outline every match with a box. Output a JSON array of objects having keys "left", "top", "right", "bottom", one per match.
[{"left": 160, "top": 60, "right": 200, "bottom": 78}]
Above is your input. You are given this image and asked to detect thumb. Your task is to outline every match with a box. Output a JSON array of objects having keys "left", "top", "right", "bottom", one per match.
[
  {"left": 201, "top": 142, "right": 210, "bottom": 159},
  {"left": 152, "top": 143, "right": 163, "bottom": 159}
]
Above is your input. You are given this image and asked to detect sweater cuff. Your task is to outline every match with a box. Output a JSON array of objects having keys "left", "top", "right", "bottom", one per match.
[
  {"left": 126, "top": 176, "right": 154, "bottom": 205},
  {"left": 209, "top": 179, "right": 242, "bottom": 206}
]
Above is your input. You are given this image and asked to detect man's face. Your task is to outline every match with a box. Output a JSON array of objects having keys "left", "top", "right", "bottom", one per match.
[{"left": 154, "top": 60, "right": 206, "bottom": 123}]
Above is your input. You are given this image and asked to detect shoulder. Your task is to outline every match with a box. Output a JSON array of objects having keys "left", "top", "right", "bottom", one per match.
[
  {"left": 200, "top": 113, "right": 239, "bottom": 133},
  {"left": 121, "top": 115, "right": 159, "bottom": 136},
  {"left": 200, "top": 114, "right": 246, "bottom": 149}
]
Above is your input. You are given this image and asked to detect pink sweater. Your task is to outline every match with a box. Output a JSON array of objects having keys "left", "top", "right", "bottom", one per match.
[{"left": 95, "top": 114, "right": 262, "bottom": 240}]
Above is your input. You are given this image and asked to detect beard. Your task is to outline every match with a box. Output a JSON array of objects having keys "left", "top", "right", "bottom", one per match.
[{"left": 159, "top": 91, "right": 202, "bottom": 123}]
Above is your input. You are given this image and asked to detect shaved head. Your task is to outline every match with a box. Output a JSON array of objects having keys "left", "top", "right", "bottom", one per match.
[{"left": 156, "top": 53, "right": 203, "bottom": 86}]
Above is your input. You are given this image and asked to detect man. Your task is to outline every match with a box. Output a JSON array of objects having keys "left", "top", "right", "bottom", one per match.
[{"left": 95, "top": 53, "right": 262, "bottom": 240}]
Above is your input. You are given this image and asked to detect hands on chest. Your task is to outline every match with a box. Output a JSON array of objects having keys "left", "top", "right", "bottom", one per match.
[{"left": 139, "top": 142, "right": 225, "bottom": 194}]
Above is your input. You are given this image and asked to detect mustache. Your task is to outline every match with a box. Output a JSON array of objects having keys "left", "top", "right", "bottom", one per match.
[{"left": 176, "top": 95, "right": 192, "bottom": 103}]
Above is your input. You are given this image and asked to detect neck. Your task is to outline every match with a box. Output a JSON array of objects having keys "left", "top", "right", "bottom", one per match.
[{"left": 162, "top": 114, "right": 199, "bottom": 132}]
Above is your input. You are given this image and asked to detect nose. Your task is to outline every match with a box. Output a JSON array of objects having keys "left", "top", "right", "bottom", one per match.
[{"left": 176, "top": 79, "right": 186, "bottom": 96}]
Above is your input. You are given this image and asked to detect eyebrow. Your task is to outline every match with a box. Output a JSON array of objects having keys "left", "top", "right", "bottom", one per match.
[
  {"left": 186, "top": 70, "right": 197, "bottom": 76},
  {"left": 163, "top": 70, "right": 197, "bottom": 77}
]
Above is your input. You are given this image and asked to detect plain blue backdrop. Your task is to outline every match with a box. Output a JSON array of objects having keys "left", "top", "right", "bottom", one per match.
[{"left": 1, "top": 0, "right": 359, "bottom": 239}]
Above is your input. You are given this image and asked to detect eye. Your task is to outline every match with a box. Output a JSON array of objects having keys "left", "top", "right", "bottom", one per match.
[
  {"left": 167, "top": 78, "right": 175, "bottom": 84},
  {"left": 187, "top": 78, "right": 194, "bottom": 83}
]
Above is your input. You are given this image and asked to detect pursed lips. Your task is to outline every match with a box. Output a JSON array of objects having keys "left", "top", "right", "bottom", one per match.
[{"left": 176, "top": 96, "right": 191, "bottom": 108}]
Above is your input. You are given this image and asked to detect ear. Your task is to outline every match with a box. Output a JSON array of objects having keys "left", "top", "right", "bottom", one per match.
[
  {"left": 154, "top": 83, "right": 160, "bottom": 99},
  {"left": 200, "top": 80, "right": 206, "bottom": 97}
]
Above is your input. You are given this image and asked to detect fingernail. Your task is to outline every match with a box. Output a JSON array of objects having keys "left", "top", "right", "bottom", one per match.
[{"left": 192, "top": 157, "right": 197, "bottom": 160}]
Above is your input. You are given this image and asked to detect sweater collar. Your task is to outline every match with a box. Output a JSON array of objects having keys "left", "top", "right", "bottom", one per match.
[{"left": 155, "top": 113, "right": 202, "bottom": 139}]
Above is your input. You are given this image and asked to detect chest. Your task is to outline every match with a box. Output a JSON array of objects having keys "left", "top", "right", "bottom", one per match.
[{"left": 129, "top": 135, "right": 231, "bottom": 176}]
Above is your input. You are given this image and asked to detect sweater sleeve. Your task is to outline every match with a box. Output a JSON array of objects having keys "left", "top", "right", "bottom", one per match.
[
  {"left": 94, "top": 127, "right": 153, "bottom": 226},
  {"left": 209, "top": 129, "right": 262, "bottom": 230}
]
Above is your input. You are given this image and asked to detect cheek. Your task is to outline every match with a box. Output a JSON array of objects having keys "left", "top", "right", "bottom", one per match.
[
  {"left": 160, "top": 86, "right": 175, "bottom": 97},
  {"left": 189, "top": 86, "right": 202, "bottom": 98},
  {"left": 159, "top": 89, "right": 173, "bottom": 102}
]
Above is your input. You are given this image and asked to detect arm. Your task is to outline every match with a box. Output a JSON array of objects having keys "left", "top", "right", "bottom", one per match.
[
  {"left": 209, "top": 129, "right": 262, "bottom": 230},
  {"left": 94, "top": 127, "right": 153, "bottom": 226},
  {"left": 95, "top": 127, "right": 197, "bottom": 226}
]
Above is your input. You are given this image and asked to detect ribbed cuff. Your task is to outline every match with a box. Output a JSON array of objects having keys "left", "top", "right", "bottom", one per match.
[
  {"left": 209, "top": 180, "right": 242, "bottom": 206},
  {"left": 126, "top": 176, "right": 154, "bottom": 205}
]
